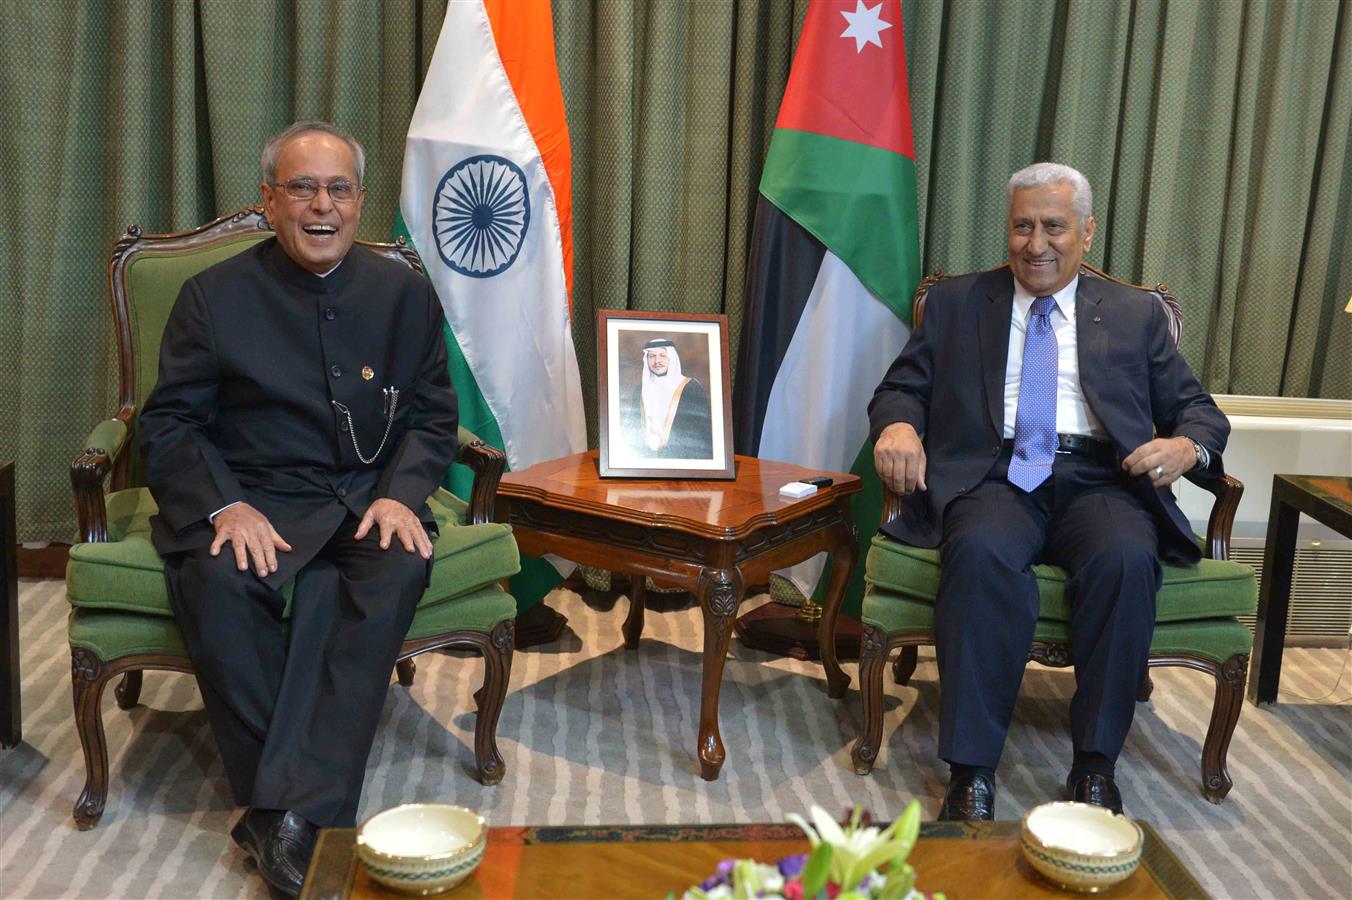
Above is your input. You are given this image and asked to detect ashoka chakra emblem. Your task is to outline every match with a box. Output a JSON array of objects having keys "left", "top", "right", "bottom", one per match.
[{"left": 432, "top": 155, "right": 530, "bottom": 278}]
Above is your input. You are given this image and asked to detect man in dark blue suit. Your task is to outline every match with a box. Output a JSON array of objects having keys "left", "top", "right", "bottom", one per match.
[{"left": 869, "top": 163, "right": 1229, "bottom": 820}]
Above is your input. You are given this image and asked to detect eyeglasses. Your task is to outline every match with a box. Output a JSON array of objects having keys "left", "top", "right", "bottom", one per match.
[{"left": 271, "top": 178, "right": 362, "bottom": 203}]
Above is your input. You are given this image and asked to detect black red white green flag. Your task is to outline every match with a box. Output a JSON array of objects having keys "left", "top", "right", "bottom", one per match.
[{"left": 735, "top": 0, "right": 921, "bottom": 611}]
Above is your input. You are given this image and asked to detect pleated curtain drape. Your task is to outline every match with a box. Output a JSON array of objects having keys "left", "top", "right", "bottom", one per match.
[{"left": 2, "top": 0, "right": 1347, "bottom": 542}]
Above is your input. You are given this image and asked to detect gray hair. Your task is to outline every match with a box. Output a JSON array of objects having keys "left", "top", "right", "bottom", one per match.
[
  {"left": 261, "top": 120, "right": 366, "bottom": 187},
  {"left": 1006, "top": 162, "right": 1093, "bottom": 223}
]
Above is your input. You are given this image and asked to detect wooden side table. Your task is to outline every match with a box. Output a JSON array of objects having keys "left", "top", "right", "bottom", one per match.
[
  {"left": 2, "top": 461, "right": 19, "bottom": 748},
  {"left": 496, "top": 451, "right": 861, "bottom": 780},
  {"left": 1249, "top": 474, "right": 1352, "bottom": 704}
]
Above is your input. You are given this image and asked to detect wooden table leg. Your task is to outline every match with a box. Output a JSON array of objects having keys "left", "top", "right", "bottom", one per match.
[
  {"left": 622, "top": 574, "right": 646, "bottom": 649},
  {"left": 696, "top": 566, "right": 743, "bottom": 780},
  {"left": 818, "top": 519, "right": 857, "bottom": 700},
  {"left": 1249, "top": 491, "right": 1299, "bottom": 704}
]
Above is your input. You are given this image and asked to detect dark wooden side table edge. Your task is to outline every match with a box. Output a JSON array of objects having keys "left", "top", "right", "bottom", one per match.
[
  {"left": 1, "top": 461, "right": 19, "bottom": 749},
  {"left": 1137, "top": 821, "right": 1210, "bottom": 899},
  {"left": 304, "top": 827, "right": 359, "bottom": 899},
  {"left": 1249, "top": 474, "right": 1352, "bottom": 705}
]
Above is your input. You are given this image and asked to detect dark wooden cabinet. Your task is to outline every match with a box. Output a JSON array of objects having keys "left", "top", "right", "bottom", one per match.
[{"left": 2, "top": 461, "right": 19, "bottom": 748}]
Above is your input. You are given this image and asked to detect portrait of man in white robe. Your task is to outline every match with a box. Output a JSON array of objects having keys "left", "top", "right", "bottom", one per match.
[{"left": 627, "top": 338, "right": 713, "bottom": 459}]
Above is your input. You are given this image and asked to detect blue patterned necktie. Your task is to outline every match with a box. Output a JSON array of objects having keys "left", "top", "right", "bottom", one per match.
[{"left": 1007, "top": 295, "right": 1059, "bottom": 492}]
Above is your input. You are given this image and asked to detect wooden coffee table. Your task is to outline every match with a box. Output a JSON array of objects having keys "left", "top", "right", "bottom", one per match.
[
  {"left": 1249, "top": 474, "right": 1352, "bottom": 704},
  {"left": 301, "top": 820, "right": 1207, "bottom": 898},
  {"left": 495, "top": 451, "right": 860, "bottom": 780}
]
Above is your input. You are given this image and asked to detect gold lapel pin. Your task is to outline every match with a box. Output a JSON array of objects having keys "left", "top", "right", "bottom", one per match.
[{"left": 361, "top": 366, "right": 374, "bottom": 381}]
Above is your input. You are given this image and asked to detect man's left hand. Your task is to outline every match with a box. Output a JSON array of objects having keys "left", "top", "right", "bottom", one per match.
[
  {"left": 1122, "top": 436, "right": 1195, "bottom": 488},
  {"left": 355, "top": 498, "right": 433, "bottom": 558}
]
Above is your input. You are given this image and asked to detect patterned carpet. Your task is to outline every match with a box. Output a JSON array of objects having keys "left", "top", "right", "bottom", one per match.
[{"left": 2, "top": 578, "right": 1349, "bottom": 899}]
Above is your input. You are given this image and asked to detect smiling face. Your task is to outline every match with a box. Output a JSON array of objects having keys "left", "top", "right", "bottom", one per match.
[
  {"left": 260, "top": 132, "right": 365, "bottom": 274},
  {"left": 1007, "top": 182, "right": 1096, "bottom": 296},
  {"left": 646, "top": 347, "right": 669, "bottom": 376}
]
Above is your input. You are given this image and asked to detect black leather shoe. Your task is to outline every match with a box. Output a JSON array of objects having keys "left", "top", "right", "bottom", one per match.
[
  {"left": 231, "top": 808, "right": 317, "bottom": 897},
  {"left": 230, "top": 807, "right": 275, "bottom": 857},
  {"left": 1066, "top": 772, "right": 1124, "bottom": 815},
  {"left": 937, "top": 772, "right": 996, "bottom": 821}
]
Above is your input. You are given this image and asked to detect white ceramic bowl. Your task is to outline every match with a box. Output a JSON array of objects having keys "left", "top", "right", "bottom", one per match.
[
  {"left": 1020, "top": 801, "right": 1143, "bottom": 893},
  {"left": 356, "top": 803, "right": 486, "bottom": 895}
]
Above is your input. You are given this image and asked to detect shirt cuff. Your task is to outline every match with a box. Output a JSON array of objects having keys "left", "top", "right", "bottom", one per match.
[{"left": 208, "top": 500, "right": 242, "bottom": 523}]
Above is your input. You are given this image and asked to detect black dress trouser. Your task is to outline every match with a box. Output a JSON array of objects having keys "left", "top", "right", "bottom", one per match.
[
  {"left": 165, "top": 515, "right": 428, "bottom": 827},
  {"left": 934, "top": 451, "right": 1162, "bottom": 770}
]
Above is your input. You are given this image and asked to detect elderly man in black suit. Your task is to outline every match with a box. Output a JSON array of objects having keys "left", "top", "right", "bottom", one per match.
[
  {"left": 139, "top": 121, "right": 458, "bottom": 895},
  {"left": 869, "top": 162, "right": 1229, "bottom": 821}
]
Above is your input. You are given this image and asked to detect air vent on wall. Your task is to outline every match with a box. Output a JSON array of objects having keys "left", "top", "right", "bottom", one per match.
[{"left": 1230, "top": 539, "right": 1352, "bottom": 646}]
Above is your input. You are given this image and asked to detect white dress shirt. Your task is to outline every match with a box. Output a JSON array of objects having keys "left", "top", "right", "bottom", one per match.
[{"left": 1002, "top": 275, "right": 1105, "bottom": 440}]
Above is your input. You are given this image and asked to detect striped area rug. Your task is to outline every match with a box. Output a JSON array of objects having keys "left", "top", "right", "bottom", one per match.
[{"left": 2, "top": 578, "right": 1349, "bottom": 898}]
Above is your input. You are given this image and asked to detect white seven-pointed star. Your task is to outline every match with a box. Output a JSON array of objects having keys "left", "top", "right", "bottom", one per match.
[{"left": 840, "top": 0, "right": 893, "bottom": 53}]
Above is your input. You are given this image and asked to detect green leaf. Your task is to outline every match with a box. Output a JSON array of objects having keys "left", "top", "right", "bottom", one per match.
[
  {"left": 896, "top": 801, "right": 921, "bottom": 853},
  {"left": 879, "top": 862, "right": 915, "bottom": 899},
  {"left": 801, "top": 843, "right": 834, "bottom": 899}
]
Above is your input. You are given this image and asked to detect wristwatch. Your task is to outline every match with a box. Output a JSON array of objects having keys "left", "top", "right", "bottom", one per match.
[{"left": 1186, "top": 438, "right": 1209, "bottom": 471}]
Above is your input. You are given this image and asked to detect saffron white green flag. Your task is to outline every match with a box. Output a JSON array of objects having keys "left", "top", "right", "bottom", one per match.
[
  {"left": 398, "top": 0, "right": 585, "bottom": 476},
  {"left": 397, "top": 0, "right": 585, "bottom": 606}
]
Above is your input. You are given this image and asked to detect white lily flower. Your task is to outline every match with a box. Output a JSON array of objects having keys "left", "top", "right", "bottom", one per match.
[
  {"left": 810, "top": 804, "right": 849, "bottom": 847},
  {"left": 786, "top": 802, "right": 923, "bottom": 891},
  {"left": 784, "top": 811, "right": 819, "bottom": 846}
]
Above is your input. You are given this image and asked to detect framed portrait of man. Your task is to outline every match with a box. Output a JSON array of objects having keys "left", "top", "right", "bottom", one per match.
[{"left": 597, "top": 310, "right": 735, "bottom": 479}]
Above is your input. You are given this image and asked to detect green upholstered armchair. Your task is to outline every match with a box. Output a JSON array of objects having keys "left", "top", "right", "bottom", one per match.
[
  {"left": 850, "top": 264, "right": 1258, "bottom": 804},
  {"left": 66, "top": 208, "right": 520, "bottom": 829}
]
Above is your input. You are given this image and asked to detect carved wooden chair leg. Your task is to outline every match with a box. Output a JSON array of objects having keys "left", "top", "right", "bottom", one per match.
[
  {"left": 114, "top": 671, "right": 143, "bottom": 709},
  {"left": 473, "top": 619, "right": 514, "bottom": 786},
  {"left": 852, "top": 624, "right": 891, "bottom": 775},
  {"left": 892, "top": 644, "right": 919, "bottom": 686},
  {"left": 1137, "top": 672, "right": 1154, "bottom": 702},
  {"left": 71, "top": 649, "right": 113, "bottom": 830},
  {"left": 1201, "top": 653, "right": 1248, "bottom": 804},
  {"left": 396, "top": 658, "right": 416, "bottom": 687}
]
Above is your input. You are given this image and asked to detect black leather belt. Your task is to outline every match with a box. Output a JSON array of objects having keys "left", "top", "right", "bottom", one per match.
[{"left": 1002, "top": 434, "right": 1117, "bottom": 465}]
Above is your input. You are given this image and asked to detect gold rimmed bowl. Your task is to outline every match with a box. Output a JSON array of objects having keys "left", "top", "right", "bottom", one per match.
[
  {"left": 1020, "top": 801, "right": 1143, "bottom": 893},
  {"left": 355, "top": 803, "right": 487, "bottom": 895}
]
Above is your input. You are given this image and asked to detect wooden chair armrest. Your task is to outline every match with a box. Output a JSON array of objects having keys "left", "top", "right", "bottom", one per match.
[
  {"left": 455, "top": 426, "right": 506, "bottom": 526},
  {"left": 1193, "top": 473, "right": 1244, "bottom": 561},
  {"left": 70, "top": 406, "right": 136, "bottom": 543}
]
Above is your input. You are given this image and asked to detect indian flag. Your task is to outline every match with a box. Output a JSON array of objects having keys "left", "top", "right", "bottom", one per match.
[
  {"left": 398, "top": 0, "right": 586, "bottom": 606},
  {"left": 734, "top": 0, "right": 920, "bottom": 614}
]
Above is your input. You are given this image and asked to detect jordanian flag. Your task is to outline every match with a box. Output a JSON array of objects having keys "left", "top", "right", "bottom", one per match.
[
  {"left": 735, "top": 0, "right": 920, "bottom": 614},
  {"left": 398, "top": 0, "right": 587, "bottom": 608}
]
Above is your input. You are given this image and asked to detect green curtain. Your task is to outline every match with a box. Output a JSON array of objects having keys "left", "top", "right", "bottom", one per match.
[
  {"left": 1, "top": 0, "right": 1347, "bottom": 544},
  {"left": 903, "top": 0, "right": 1351, "bottom": 400}
]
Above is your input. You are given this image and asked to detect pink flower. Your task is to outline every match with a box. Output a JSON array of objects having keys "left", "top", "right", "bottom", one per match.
[{"left": 782, "top": 881, "right": 804, "bottom": 900}]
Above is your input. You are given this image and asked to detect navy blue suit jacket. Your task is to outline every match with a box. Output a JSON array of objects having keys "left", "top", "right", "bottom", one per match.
[{"left": 867, "top": 267, "right": 1230, "bottom": 563}]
